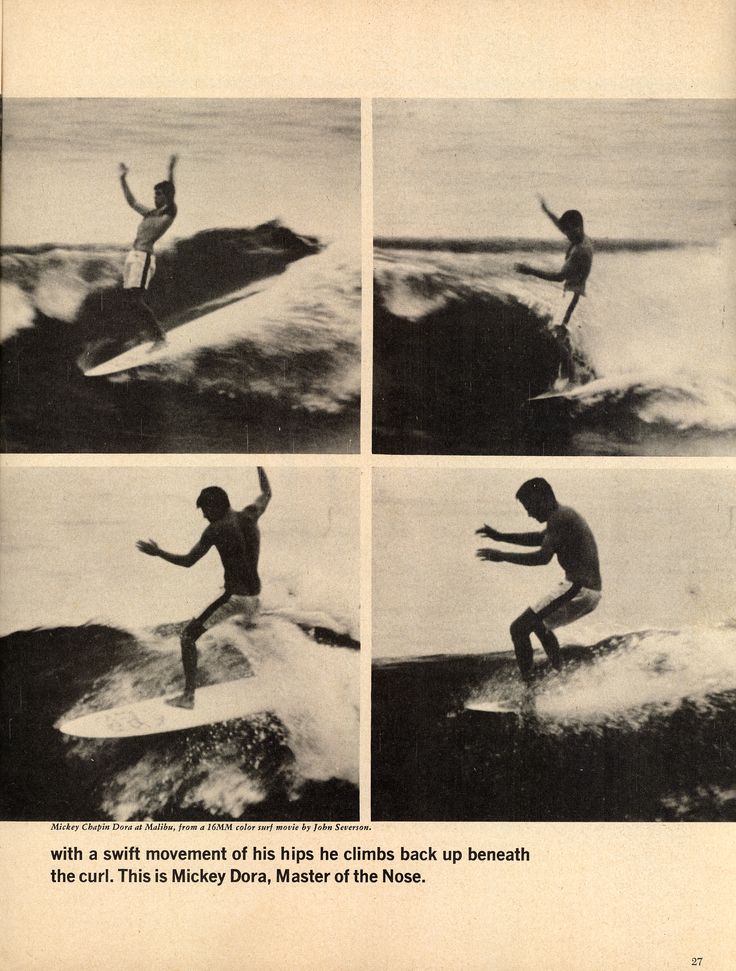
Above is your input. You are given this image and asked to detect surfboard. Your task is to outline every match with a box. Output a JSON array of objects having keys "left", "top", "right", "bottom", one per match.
[
  {"left": 528, "top": 388, "right": 576, "bottom": 402},
  {"left": 82, "top": 279, "right": 269, "bottom": 378},
  {"left": 529, "top": 373, "right": 645, "bottom": 403},
  {"left": 465, "top": 699, "right": 528, "bottom": 715},
  {"left": 57, "top": 677, "right": 271, "bottom": 738}
]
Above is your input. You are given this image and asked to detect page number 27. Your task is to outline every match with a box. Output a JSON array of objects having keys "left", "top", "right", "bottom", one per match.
[{"left": 691, "top": 960, "right": 703, "bottom": 966}]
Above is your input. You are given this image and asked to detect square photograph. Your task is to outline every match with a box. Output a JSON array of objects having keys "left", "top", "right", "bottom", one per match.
[
  {"left": 373, "top": 99, "right": 736, "bottom": 455},
  {"left": 1, "top": 98, "right": 361, "bottom": 453},
  {"left": 1, "top": 465, "right": 360, "bottom": 821},
  {"left": 372, "top": 466, "right": 736, "bottom": 821}
]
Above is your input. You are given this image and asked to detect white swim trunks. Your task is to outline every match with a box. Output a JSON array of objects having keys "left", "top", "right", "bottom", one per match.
[
  {"left": 123, "top": 249, "right": 156, "bottom": 289},
  {"left": 532, "top": 581, "right": 601, "bottom": 630}
]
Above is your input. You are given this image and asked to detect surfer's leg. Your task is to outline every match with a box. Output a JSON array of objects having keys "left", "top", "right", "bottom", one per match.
[
  {"left": 172, "top": 593, "right": 235, "bottom": 706},
  {"left": 534, "top": 620, "right": 563, "bottom": 671},
  {"left": 173, "top": 618, "right": 204, "bottom": 708},
  {"left": 510, "top": 609, "right": 537, "bottom": 682},
  {"left": 562, "top": 293, "right": 580, "bottom": 326},
  {"left": 555, "top": 294, "right": 579, "bottom": 383},
  {"left": 530, "top": 582, "right": 583, "bottom": 671},
  {"left": 129, "top": 290, "right": 167, "bottom": 344}
]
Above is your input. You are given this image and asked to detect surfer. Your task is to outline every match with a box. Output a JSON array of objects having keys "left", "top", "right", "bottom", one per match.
[
  {"left": 117, "top": 154, "right": 179, "bottom": 346},
  {"left": 475, "top": 477, "right": 601, "bottom": 683},
  {"left": 514, "top": 197, "right": 593, "bottom": 382},
  {"left": 136, "top": 466, "right": 272, "bottom": 708}
]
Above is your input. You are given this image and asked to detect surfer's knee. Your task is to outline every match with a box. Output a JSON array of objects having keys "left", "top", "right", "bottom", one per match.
[
  {"left": 510, "top": 608, "right": 537, "bottom": 642},
  {"left": 181, "top": 620, "right": 204, "bottom": 649}
]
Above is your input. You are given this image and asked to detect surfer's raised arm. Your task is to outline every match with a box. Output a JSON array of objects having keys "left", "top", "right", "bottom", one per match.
[
  {"left": 118, "top": 164, "right": 150, "bottom": 216},
  {"left": 166, "top": 154, "right": 178, "bottom": 189},
  {"left": 538, "top": 195, "right": 564, "bottom": 234},
  {"left": 136, "top": 534, "right": 212, "bottom": 568},
  {"left": 243, "top": 466, "right": 272, "bottom": 519}
]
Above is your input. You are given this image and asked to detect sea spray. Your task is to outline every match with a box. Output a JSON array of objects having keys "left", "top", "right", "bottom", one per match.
[
  {"left": 534, "top": 627, "right": 736, "bottom": 731},
  {"left": 374, "top": 240, "right": 736, "bottom": 451}
]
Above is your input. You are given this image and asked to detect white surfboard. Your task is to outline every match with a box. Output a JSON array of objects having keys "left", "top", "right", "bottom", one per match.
[
  {"left": 83, "top": 280, "right": 270, "bottom": 378},
  {"left": 465, "top": 699, "right": 522, "bottom": 715},
  {"left": 57, "top": 678, "right": 272, "bottom": 738},
  {"left": 529, "top": 373, "right": 652, "bottom": 403}
]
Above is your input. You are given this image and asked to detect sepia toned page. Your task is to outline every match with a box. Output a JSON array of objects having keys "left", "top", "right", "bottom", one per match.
[{"left": 2, "top": 2, "right": 735, "bottom": 970}]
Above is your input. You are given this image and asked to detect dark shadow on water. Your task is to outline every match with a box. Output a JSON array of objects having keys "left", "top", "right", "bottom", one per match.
[{"left": 372, "top": 646, "right": 736, "bottom": 821}]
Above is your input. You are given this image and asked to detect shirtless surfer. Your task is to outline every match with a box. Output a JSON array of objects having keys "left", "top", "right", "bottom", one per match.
[
  {"left": 514, "top": 197, "right": 593, "bottom": 382},
  {"left": 117, "top": 154, "right": 178, "bottom": 345},
  {"left": 475, "top": 477, "right": 601, "bottom": 683},
  {"left": 137, "top": 467, "right": 272, "bottom": 708}
]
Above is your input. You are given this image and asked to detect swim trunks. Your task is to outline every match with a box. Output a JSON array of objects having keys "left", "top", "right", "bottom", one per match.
[
  {"left": 123, "top": 250, "right": 156, "bottom": 289},
  {"left": 193, "top": 592, "right": 260, "bottom": 631},
  {"left": 532, "top": 581, "right": 601, "bottom": 630}
]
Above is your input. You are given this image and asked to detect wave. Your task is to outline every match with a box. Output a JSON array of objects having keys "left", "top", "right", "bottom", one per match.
[
  {"left": 372, "top": 626, "right": 736, "bottom": 821},
  {"left": 373, "top": 239, "right": 736, "bottom": 453},
  {"left": 1, "top": 614, "right": 359, "bottom": 821},
  {"left": 2, "top": 222, "right": 320, "bottom": 340},
  {"left": 1, "top": 224, "right": 360, "bottom": 452}
]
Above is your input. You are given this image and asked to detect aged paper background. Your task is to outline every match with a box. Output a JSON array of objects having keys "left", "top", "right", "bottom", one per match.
[{"left": 2, "top": 1, "right": 735, "bottom": 968}]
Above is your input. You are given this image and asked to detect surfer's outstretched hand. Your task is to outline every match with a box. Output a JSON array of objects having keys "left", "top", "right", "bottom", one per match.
[
  {"left": 475, "top": 524, "right": 501, "bottom": 540},
  {"left": 137, "top": 538, "right": 161, "bottom": 557},
  {"left": 119, "top": 162, "right": 129, "bottom": 176},
  {"left": 514, "top": 262, "right": 532, "bottom": 275},
  {"left": 476, "top": 548, "right": 504, "bottom": 562}
]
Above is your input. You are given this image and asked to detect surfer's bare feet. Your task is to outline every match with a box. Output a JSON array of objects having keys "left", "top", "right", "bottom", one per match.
[
  {"left": 167, "top": 691, "right": 195, "bottom": 709},
  {"left": 148, "top": 337, "right": 167, "bottom": 351}
]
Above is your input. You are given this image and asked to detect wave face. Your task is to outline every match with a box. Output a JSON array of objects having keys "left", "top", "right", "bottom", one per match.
[
  {"left": 373, "top": 238, "right": 736, "bottom": 455},
  {"left": 372, "top": 626, "right": 736, "bottom": 821},
  {"left": 1, "top": 224, "right": 360, "bottom": 453},
  {"left": 1, "top": 615, "right": 359, "bottom": 821}
]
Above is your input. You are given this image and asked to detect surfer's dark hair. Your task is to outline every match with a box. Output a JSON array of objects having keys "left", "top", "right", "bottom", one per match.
[
  {"left": 559, "top": 209, "right": 584, "bottom": 232},
  {"left": 196, "top": 486, "right": 230, "bottom": 516},
  {"left": 516, "top": 478, "right": 556, "bottom": 505},
  {"left": 155, "top": 180, "right": 177, "bottom": 216},
  {"left": 155, "top": 180, "right": 175, "bottom": 201}
]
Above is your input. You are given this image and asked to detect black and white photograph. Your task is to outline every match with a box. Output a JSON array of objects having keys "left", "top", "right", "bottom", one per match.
[
  {"left": 373, "top": 99, "right": 736, "bottom": 455},
  {"left": 1, "top": 98, "right": 361, "bottom": 453},
  {"left": 1, "top": 465, "right": 360, "bottom": 821},
  {"left": 372, "top": 466, "right": 736, "bottom": 821},
  {"left": 3, "top": 2, "right": 736, "bottom": 969}
]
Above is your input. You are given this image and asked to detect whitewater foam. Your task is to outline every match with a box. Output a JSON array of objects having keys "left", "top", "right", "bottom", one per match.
[
  {"left": 531, "top": 626, "right": 736, "bottom": 730},
  {"left": 375, "top": 239, "right": 736, "bottom": 435}
]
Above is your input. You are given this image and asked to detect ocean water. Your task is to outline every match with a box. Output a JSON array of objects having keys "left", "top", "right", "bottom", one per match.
[
  {"left": 4, "top": 98, "right": 360, "bottom": 246},
  {"left": 1, "top": 99, "right": 361, "bottom": 452},
  {"left": 373, "top": 100, "right": 736, "bottom": 454},
  {"left": 1, "top": 467, "right": 360, "bottom": 820},
  {"left": 375, "top": 99, "right": 735, "bottom": 241}
]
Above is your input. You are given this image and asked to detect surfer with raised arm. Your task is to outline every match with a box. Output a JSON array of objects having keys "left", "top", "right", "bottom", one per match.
[
  {"left": 514, "top": 197, "right": 593, "bottom": 382},
  {"left": 137, "top": 466, "right": 272, "bottom": 708},
  {"left": 117, "top": 154, "right": 178, "bottom": 346},
  {"left": 475, "top": 477, "right": 601, "bottom": 684}
]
